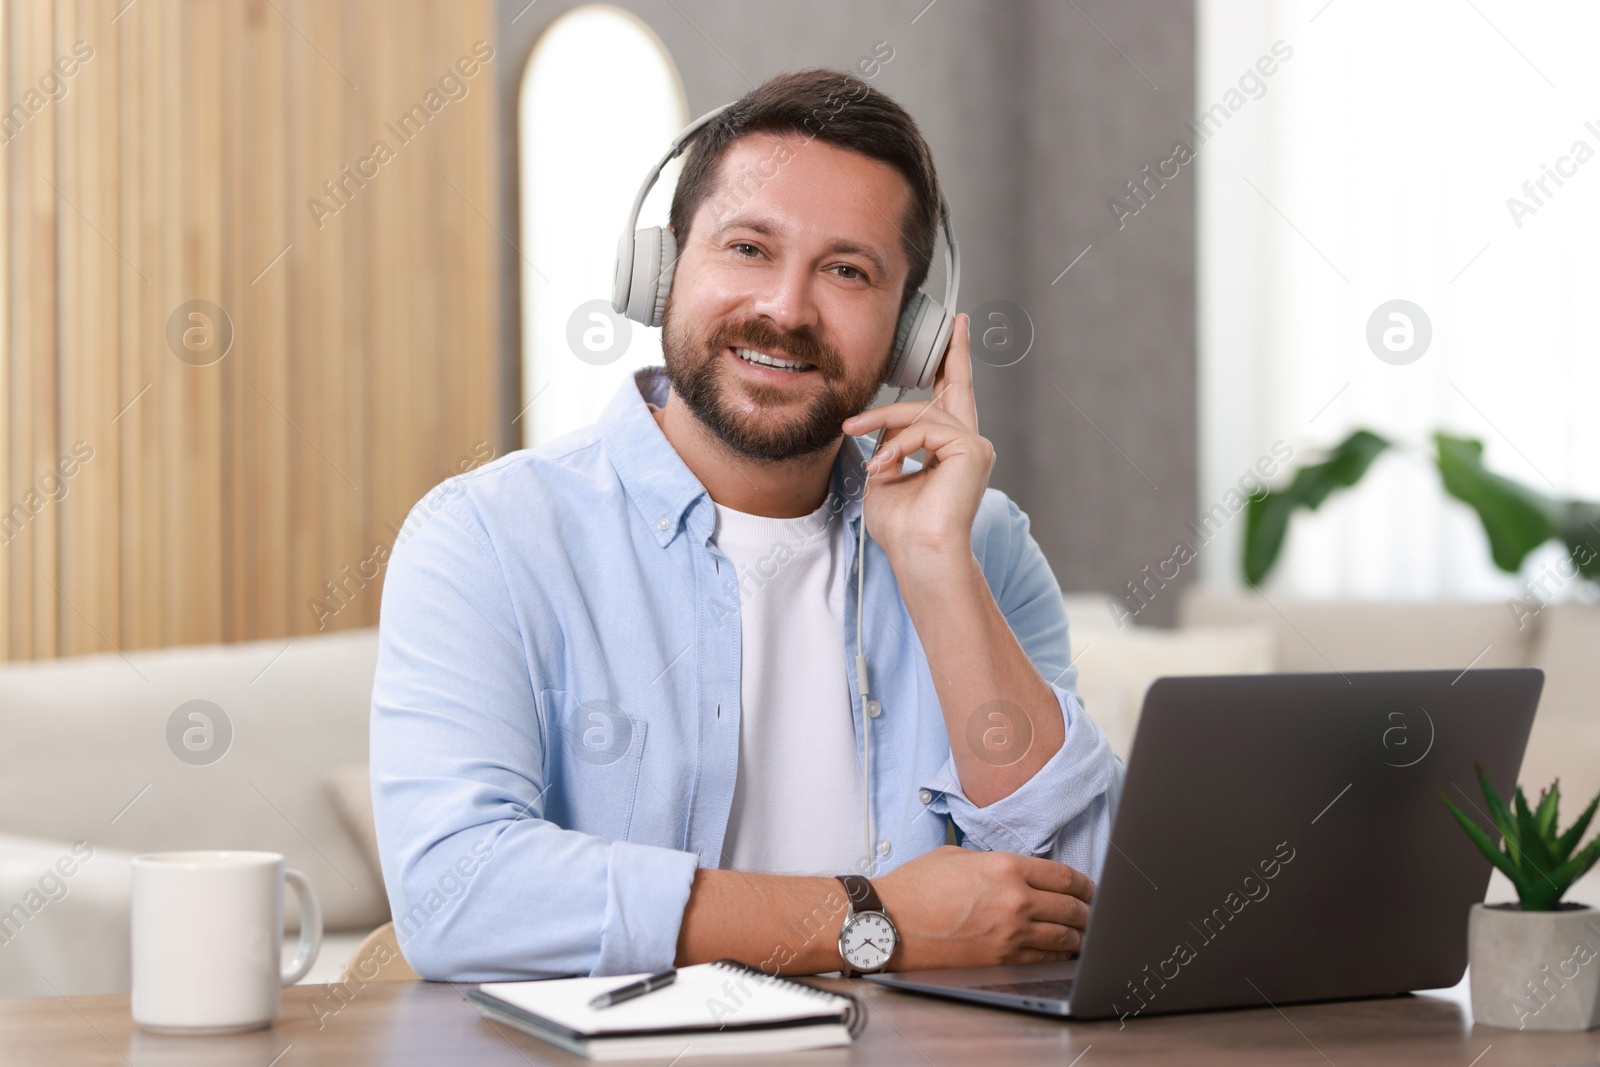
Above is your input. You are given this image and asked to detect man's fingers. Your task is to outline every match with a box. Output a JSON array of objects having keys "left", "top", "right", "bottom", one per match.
[
  {"left": 1017, "top": 856, "right": 1095, "bottom": 903},
  {"left": 867, "top": 422, "right": 967, "bottom": 473},
  {"left": 1021, "top": 921, "right": 1083, "bottom": 955},
  {"left": 933, "top": 312, "right": 978, "bottom": 435},
  {"left": 843, "top": 396, "right": 966, "bottom": 437},
  {"left": 1024, "top": 887, "right": 1092, "bottom": 931}
]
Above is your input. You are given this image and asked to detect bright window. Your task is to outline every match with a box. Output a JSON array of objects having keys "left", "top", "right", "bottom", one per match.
[
  {"left": 1198, "top": 0, "right": 1600, "bottom": 601},
  {"left": 519, "top": 5, "right": 688, "bottom": 448}
]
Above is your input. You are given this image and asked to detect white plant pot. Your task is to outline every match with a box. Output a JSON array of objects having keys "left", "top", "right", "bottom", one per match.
[{"left": 1469, "top": 902, "right": 1600, "bottom": 1031}]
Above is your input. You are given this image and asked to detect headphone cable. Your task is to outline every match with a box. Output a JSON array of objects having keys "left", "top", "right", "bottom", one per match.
[{"left": 855, "top": 385, "right": 907, "bottom": 877}]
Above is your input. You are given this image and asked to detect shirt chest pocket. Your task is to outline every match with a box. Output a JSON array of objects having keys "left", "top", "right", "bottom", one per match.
[{"left": 538, "top": 689, "right": 648, "bottom": 842}]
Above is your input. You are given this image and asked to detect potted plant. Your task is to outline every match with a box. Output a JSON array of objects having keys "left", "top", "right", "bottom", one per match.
[
  {"left": 1243, "top": 429, "right": 1599, "bottom": 592},
  {"left": 1443, "top": 766, "right": 1600, "bottom": 1030}
]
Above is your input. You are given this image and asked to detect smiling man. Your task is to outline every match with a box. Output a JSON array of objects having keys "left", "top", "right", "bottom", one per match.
[{"left": 371, "top": 68, "right": 1123, "bottom": 981}]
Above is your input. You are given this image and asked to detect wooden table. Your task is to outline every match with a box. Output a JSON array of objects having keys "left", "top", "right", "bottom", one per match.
[{"left": 3, "top": 977, "right": 1598, "bottom": 1066}]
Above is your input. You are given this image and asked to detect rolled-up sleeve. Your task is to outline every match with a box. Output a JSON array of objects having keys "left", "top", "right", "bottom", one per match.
[
  {"left": 919, "top": 494, "right": 1126, "bottom": 881},
  {"left": 370, "top": 488, "right": 698, "bottom": 981}
]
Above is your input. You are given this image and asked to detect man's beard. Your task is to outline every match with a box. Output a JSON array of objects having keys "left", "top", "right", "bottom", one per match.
[{"left": 660, "top": 302, "right": 890, "bottom": 463}]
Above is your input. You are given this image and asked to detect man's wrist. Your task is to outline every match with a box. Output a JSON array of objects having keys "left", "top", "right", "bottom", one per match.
[
  {"left": 886, "top": 540, "right": 980, "bottom": 590},
  {"left": 677, "top": 870, "right": 858, "bottom": 975}
]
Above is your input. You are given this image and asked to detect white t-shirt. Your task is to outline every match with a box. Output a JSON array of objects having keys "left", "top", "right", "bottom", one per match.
[{"left": 711, "top": 494, "right": 867, "bottom": 876}]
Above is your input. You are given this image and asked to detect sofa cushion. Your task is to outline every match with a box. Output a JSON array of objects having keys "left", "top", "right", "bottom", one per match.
[
  {"left": 1177, "top": 586, "right": 1535, "bottom": 674},
  {"left": 0, "top": 629, "right": 385, "bottom": 931},
  {"left": 1519, "top": 604, "right": 1600, "bottom": 808},
  {"left": 0, "top": 834, "right": 133, "bottom": 997},
  {"left": 1062, "top": 595, "right": 1276, "bottom": 759},
  {"left": 326, "top": 763, "right": 382, "bottom": 883}
]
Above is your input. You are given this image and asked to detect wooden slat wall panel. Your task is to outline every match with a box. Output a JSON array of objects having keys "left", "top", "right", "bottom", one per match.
[
  {"left": 182, "top": 0, "right": 223, "bottom": 648},
  {"left": 242, "top": 0, "right": 289, "bottom": 640},
  {"left": 9, "top": 1, "right": 61, "bottom": 660},
  {"left": 368, "top": 0, "right": 400, "bottom": 577},
  {"left": 218, "top": 0, "right": 245, "bottom": 643},
  {"left": 389, "top": 0, "right": 424, "bottom": 560},
  {"left": 0, "top": 0, "right": 498, "bottom": 662},
  {"left": 158, "top": 0, "right": 186, "bottom": 644},
  {"left": 439, "top": 1, "right": 495, "bottom": 483},
  {"left": 59, "top": 0, "right": 117, "bottom": 656},
  {"left": 126, "top": 0, "right": 163, "bottom": 651}
]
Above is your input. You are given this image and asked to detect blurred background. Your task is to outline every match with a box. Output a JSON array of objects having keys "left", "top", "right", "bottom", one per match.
[{"left": 1, "top": 0, "right": 1596, "bottom": 997}]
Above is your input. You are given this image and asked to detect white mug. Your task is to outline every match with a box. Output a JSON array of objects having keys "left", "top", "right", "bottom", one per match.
[{"left": 131, "top": 850, "right": 322, "bottom": 1033}]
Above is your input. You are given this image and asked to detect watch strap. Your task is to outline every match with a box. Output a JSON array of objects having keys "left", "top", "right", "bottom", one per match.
[{"left": 837, "top": 874, "right": 885, "bottom": 916}]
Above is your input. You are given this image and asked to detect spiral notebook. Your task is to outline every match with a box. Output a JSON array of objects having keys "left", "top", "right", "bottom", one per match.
[{"left": 466, "top": 959, "right": 867, "bottom": 1061}]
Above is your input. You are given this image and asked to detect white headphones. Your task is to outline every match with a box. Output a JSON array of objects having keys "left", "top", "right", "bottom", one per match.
[{"left": 611, "top": 103, "right": 962, "bottom": 392}]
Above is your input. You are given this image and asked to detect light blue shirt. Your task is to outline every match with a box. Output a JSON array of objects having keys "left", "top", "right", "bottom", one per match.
[{"left": 370, "top": 367, "right": 1124, "bottom": 981}]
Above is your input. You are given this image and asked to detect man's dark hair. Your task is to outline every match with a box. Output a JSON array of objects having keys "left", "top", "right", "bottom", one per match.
[{"left": 668, "top": 67, "right": 942, "bottom": 314}]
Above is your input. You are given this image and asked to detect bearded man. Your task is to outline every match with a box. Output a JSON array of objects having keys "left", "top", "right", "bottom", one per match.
[{"left": 371, "top": 67, "right": 1122, "bottom": 981}]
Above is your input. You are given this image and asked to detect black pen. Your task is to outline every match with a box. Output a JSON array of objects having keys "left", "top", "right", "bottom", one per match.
[{"left": 587, "top": 968, "right": 677, "bottom": 1009}]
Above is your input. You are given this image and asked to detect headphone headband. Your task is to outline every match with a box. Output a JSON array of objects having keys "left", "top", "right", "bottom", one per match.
[
  {"left": 613, "top": 102, "right": 959, "bottom": 391},
  {"left": 613, "top": 104, "right": 731, "bottom": 289}
]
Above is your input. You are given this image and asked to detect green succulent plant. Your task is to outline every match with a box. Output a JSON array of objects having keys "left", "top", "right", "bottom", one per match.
[{"left": 1441, "top": 765, "right": 1600, "bottom": 911}]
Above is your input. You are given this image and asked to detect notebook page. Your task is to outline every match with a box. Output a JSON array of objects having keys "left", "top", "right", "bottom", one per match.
[{"left": 478, "top": 963, "right": 843, "bottom": 1035}]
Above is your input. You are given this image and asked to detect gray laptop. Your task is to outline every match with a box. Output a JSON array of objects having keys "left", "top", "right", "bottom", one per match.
[{"left": 867, "top": 669, "right": 1543, "bottom": 1020}]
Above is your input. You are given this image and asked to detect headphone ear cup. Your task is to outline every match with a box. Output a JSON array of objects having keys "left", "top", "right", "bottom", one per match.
[
  {"left": 888, "top": 292, "right": 929, "bottom": 390},
  {"left": 650, "top": 227, "right": 678, "bottom": 328},
  {"left": 916, "top": 299, "right": 955, "bottom": 391},
  {"left": 611, "top": 230, "right": 635, "bottom": 317},
  {"left": 621, "top": 226, "right": 671, "bottom": 326},
  {"left": 889, "top": 293, "right": 951, "bottom": 392}
]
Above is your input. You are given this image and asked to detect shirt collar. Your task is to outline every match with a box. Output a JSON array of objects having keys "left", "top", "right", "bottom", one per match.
[{"left": 599, "top": 367, "right": 870, "bottom": 549}]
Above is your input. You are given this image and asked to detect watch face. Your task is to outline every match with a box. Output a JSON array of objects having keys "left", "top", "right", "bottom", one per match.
[{"left": 840, "top": 912, "right": 897, "bottom": 972}]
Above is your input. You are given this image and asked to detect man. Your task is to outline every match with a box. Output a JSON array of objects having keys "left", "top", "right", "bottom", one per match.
[{"left": 371, "top": 68, "right": 1123, "bottom": 981}]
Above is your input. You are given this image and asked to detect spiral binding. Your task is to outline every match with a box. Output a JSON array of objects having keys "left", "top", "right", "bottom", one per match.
[{"left": 709, "top": 959, "right": 868, "bottom": 1039}]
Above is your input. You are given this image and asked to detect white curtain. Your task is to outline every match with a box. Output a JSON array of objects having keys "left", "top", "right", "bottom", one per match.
[{"left": 1197, "top": 0, "right": 1600, "bottom": 601}]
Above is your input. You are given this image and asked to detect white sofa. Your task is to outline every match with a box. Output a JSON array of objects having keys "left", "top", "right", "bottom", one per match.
[
  {"left": 1, "top": 589, "right": 1595, "bottom": 996},
  {"left": 0, "top": 629, "right": 386, "bottom": 996}
]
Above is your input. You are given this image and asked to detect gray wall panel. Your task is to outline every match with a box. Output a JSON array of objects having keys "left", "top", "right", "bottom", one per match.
[{"left": 496, "top": 0, "right": 1196, "bottom": 622}]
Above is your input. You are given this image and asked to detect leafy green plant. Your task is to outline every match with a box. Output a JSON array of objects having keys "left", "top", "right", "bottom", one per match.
[
  {"left": 1442, "top": 765, "right": 1600, "bottom": 911},
  {"left": 1243, "top": 429, "right": 1600, "bottom": 587},
  {"left": 1243, "top": 430, "right": 1390, "bottom": 585}
]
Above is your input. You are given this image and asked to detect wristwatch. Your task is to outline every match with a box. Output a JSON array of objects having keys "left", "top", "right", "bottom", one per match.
[{"left": 836, "top": 874, "right": 898, "bottom": 976}]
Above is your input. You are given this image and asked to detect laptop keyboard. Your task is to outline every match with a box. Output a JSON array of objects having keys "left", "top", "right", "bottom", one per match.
[{"left": 972, "top": 978, "right": 1075, "bottom": 999}]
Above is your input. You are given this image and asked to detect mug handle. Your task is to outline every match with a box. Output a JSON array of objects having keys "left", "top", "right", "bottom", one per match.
[{"left": 281, "top": 868, "right": 323, "bottom": 987}]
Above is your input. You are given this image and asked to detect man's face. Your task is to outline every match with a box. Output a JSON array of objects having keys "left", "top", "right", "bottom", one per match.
[{"left": 661, "top": 132, "right": 911, "bottom": 463}]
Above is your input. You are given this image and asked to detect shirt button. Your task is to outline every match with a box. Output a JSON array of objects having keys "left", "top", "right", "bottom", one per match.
[
  {"left": 918, "top": 789, "right": 933, "bottom": 805},
  {"left": 864, "top": 699, "right": 882, "bottom": 718},
  {"left": 877, "top": 839, "right": 892, "bottom": 857},
  {"left": 655, "top": 516, "right": 669, "bottom": 531}
]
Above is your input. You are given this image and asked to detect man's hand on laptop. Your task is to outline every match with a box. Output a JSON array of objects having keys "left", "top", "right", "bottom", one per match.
[{"left": 875, "top": 845, "right": 1094, "bottom": 969}]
